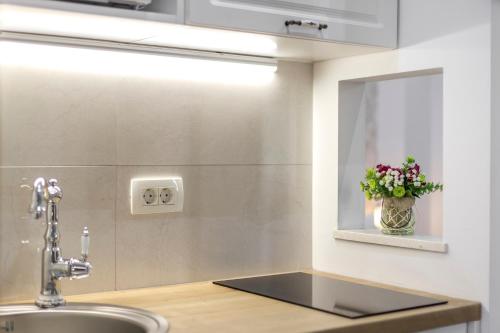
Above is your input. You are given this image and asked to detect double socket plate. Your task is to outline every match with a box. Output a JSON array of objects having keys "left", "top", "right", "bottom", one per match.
[{"left": 130, "top": 177, "right": 184, "bottom": 215}]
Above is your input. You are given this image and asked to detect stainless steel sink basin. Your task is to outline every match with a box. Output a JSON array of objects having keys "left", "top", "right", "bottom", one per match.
[{"left": 0, "top": 303, "right": 169, "bottom": 333}]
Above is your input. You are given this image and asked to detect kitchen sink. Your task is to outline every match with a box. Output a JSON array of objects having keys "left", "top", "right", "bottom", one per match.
[{"left": 0, "top": 303, "right": 169, "bottom": 333}]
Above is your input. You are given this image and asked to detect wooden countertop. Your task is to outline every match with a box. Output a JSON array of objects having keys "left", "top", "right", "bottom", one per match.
[{"left": 64, "top": 271, "right": 479, "bottom": 333}]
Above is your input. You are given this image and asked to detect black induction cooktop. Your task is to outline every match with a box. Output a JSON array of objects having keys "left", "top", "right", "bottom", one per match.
[{"left": 213, "top": 272, "right": 447, "bottom": 319}]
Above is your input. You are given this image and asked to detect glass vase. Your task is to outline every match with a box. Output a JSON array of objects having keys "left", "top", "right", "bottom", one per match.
[{"left": 380, "top": 197, "right": 416, "bottom": 235}]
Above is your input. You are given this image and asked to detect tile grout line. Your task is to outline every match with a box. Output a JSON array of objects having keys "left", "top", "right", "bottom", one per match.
[
  {"left": 0, "top": 163, "right": 313, "bottom": 168},
  {"left": 113, "top": 106, "right": 119, "bottom": 292},
  {"left": 113, "top": 165, "right": 119, "bottom": 292}
]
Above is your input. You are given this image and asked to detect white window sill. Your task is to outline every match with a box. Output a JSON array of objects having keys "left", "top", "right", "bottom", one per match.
[{"left": 333, "top": 229, "right": 448, "bottom": 253}]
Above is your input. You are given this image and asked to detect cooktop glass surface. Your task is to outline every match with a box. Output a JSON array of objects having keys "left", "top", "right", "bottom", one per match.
[{"left": 213, "top": 272, "right": 447, "bottom": 318}]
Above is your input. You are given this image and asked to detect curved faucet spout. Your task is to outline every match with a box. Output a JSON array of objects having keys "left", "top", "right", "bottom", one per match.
[
  {"left": 29, "top": 177, "right": 92, "bottom": 308},
  {"left": 30, "top": 177, "right": 46, "bottom": 219}
]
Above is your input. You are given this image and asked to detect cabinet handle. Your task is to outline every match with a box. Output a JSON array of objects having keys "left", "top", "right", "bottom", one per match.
[{"left": 285, "top": 20, "right": 328, "bottom": 31}]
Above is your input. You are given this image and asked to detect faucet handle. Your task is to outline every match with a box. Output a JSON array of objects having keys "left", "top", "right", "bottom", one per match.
[
  {"left": 81, "top": 227, "right": 89, "bottom": 262},
  {"left": 47, "top": 178, "right": 63, "bottom": 202},
  {"left": 69, "top": 258, "right": 92, "bottom": 280}
]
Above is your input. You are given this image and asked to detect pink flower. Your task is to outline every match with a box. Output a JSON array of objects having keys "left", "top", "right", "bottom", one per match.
[
  {"left": 414, "top": 164, "right": 420, "bottom": 174},
  {"left": 376, "top": 164, "right": 391, "bottom": 175}
]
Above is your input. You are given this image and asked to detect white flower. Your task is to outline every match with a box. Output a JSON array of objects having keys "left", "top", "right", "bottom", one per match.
[
  {"left": 379, "top": 181, "right": 384, "bottom": 185},
  {"left": 414, "top": 182, "right": 421, "bottom": 187},
  {"left": 388, "top": 187, "right": 394, "bottom": 191},
  {"left": 406, "top": 173, "right": 411, "bottom": 178},
  {"left": 376, "top": 172, "right": 381, "bottom": 177}
]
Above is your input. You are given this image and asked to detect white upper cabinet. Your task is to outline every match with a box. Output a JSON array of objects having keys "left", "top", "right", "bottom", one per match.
[
  {"left": 185, "top": 0, "right": 398, "bottom": 48},
  {"left": 0, "top": 0, "right": 397, "bottom": 61}
]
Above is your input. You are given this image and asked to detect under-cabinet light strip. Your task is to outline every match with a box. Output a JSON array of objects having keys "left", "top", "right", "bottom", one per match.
[{"left": 0, "top": 31, "right": 278, "bottom": 71}]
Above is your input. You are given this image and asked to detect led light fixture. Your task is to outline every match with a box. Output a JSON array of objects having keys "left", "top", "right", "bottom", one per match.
[
  {"left": 0, "top": 34, "right": 277, "bottom": 85},
  {"left": 0, "top": 4, "right": 278, "bottom": 56}
]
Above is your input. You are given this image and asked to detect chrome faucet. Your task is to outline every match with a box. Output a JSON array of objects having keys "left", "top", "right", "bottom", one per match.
[{"left": 30, "top": 177, "right": 92, "bottom": 308}]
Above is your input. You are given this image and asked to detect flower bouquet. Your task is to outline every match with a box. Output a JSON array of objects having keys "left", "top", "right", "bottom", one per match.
[{"left": 360, "top": 156, "right": 443, "bottom": 235}]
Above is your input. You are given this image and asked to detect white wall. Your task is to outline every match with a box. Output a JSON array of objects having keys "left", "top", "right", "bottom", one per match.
[
  {"left": 313, "top": 0, "right": 492, "bottom": 330},
  {"left": 488, "top": 1, "right": 500, "bottom": 332}
]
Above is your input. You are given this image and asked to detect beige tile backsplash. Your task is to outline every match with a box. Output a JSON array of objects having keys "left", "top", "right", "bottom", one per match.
[
  {"left": 1, "top": 62, "right": 311, "bottom": 166},
  {"left": 115, "top": 165, "right": 311, "bottom": 289},
  {"left": 0, "top": 167, "right": 116, "bottom": 302},
  {"left": 0, "top": 60, "right": 312, "bottom": 301}
]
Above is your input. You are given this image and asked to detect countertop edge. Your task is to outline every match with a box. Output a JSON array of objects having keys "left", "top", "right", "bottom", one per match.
[
  {"left": 2, "top": 271, "right": 482, "bottom": 333},
  {"left": 312, "top": 302, "right": 481, "bottom": 333}
]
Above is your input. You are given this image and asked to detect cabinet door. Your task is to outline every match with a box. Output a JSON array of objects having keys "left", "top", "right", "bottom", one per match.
[{"left": 185, "top": 0, "right": 398, "bottom": 48}]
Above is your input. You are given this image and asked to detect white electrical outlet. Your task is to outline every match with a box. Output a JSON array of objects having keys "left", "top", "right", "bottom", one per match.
[
  {"left": 130, "top": 177, "right": 184, "bottom": 215},
  {"left": 159, "top": 187, "right": 176, "bottom": 205},
  {"left": 142, "top": 188, "right": 158, "bottom": 206}
]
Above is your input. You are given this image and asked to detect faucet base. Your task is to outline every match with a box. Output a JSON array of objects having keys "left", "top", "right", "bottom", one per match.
[{"left": 35, "top": 294, "right": 66, "bottom": 308}]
